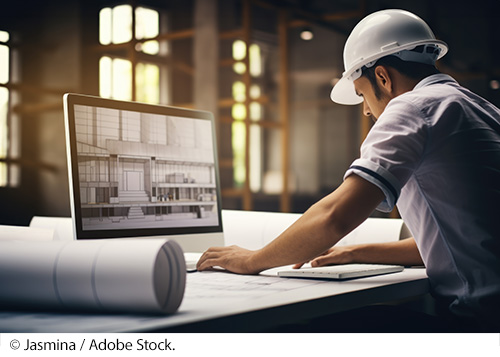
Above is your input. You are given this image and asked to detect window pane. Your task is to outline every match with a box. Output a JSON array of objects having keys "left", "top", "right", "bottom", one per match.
[
  {"left": 0, "top": 87, "right": 8, "bottom": 186},
  {"left": 136, "top": 7, "right": 159, "bottom": 55},
  {"left": 0, "top": 31, "right": 9, "bottom": 43},
  {"left": 112, "top": 58, "right": 132, "bottom": 100},
  {"left": 136, "top": 62, "right": 159, "bottom": 104},
  {"left": 232, "top": 81, "right": 246, "bottom": 102},
  {"left": 99, "top": 56, "right": 112, "bottom": 98},
  {"left": 249, "top": 102, "right": 261, "bottom": 121},
  {"left": 135, "top": 7, "right": 159, "bottom": 39},
  {"left": 232, "top": 121, "right": 246, "bottom": 187},
  {"left": 232, "top": 40, "right": 246, "bottom": 61},
  {"left": 232, "top": 103, "right": 246, "bottom": 121},
  {"left": 141, "top": 40, "right": 159, "bottom": 55},
  {"left": 250, "top": 84, "right": 261, "bottom": 99},
  {"left": 112, "top": 5, "right": 132, "bottom": 44},
  {"left": 250, "top": 124, "right": 262, "bottom": 192},
  {"left": 99, "top": 8, "right": 112, "bottom": 45},
  {"left": 233, "top": 62, "right": 246, "bottom": 75},
  {"left": 0, "top": 162, "right": 6, "bottom": 187},
  {"left": 249, "top": 44, "right": 261, "bottom": 77},
  {"left": 0, "top": 44, "right": 8, "bottom": 84}
]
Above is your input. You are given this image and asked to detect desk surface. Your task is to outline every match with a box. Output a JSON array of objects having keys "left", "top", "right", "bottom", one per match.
[
  {"left": 0, "top": 212, "right": 427, "bottom": 332},
  {"left": 0, "top": 267, "right": 429, "bottom": 333}
]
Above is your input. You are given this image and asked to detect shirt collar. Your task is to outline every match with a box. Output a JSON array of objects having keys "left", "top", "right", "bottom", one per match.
[{"left": 413, "top": 73, "right": 458, "bottom": 91}]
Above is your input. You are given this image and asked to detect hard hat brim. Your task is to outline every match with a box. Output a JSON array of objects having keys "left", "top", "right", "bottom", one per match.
[{"left": 330, "top": 76, "right": 363, "bottom": 105}]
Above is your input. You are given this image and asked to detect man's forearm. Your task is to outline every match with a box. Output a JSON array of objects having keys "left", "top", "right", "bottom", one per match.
[
  {"left": 249, "top": 175, "right": 385, "bottom": 272},
  {"left": 350, "top": 237, "right": 424, "bottom": 266}
]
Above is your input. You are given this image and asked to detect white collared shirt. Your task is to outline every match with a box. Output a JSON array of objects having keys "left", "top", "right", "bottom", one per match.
[{"left": 345, "top": 74, "right": 500, "bottom": 321}]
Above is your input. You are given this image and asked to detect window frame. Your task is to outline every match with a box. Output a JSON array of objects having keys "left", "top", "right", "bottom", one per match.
[
  {"left": 0, "top": 29, "right": 20, "bottom": 188},
  {"left": 96, "top": 3, "right": 171, "bottom": 105}
]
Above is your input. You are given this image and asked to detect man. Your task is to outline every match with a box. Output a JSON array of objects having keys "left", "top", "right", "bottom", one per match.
[{"left": 197, "top": 9, "right": 500, "bottom": 331}]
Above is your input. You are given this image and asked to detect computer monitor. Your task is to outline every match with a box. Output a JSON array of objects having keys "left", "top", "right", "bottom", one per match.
[{"left": 63, "top": 93, "right": 224, "bottom": 252}]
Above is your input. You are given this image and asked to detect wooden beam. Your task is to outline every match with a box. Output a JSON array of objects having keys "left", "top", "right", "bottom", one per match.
[
  {"left": 194, "top": 0, "right": 219, "bottom": 115},
  {"left": 219, "top": 58, "right": 237, "bottom": 67},
  {"left": 217, "top": 95, "right": 270, "bottom": 108},
  {"left": 251, "top": 0, "right": 349, "bottom": 35},
  {"left": 242, "top": 0, "right": 253, "bottom": 211},
  {"left": 12, "top": 102, "right": 62, "bottom": 114},
  {"left": 91, "top": 29, "right": 195, "bottom": 52},
  {"left": 130, "top": 3, "right": 137, "bottom": 102},
  {"left": 156, "top": 28, "right": 194, "bottom": 41},
  {"left": 256, "top": 120, "right": 282, "bottom": 129},
  {"left": 278, "top": 9, "right": 291, "bottom": 213},
  {"left": 289, "top": 9, "right": 363, "bottom": 28},
  {"left": 220, "top": 116, "right": 282, "bottom": 129},
  {"left": 323, "top": 10, "right": 364, "bottom": 21},
  {"left": 173, "top": 61, "right": 194, "bottom": 76},
  {"left": 0, "top": 158, "right": 58, "bottom": 172},
  {"left": 292, "top": 98, "right": 333, "bottom": 110},
  {"left": 218, "top": 158, "right": 234, "bottom": 168},
  {"left": 218, "top": 98, "right": 235, "bottom": 108},
  {"left": 221, "top": 187, "right": 244, "bottom": 197},
  {"left": 219, "top": 29, "right": 244, "bottom": 40},
  {"left": 0, "top": 83, "right": 73, "bottom": 96}
]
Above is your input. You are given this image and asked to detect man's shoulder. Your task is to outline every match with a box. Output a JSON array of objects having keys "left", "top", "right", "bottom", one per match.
[{"left": 388, "top": 77, "right": 462, "bottom": 117}]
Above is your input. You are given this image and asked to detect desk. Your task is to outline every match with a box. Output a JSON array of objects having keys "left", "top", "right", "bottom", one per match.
[
  {"left": 0, "top": 267, "right": 428, "bottom": 333},
  {"left": 154, "top": 267, "right": 429, "bottom": 333},
  {"left": 0, "top": 211, "right": 429, "bottom": 332}
]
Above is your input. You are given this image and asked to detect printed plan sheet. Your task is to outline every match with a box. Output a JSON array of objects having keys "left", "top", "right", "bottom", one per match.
[{"left": 185, "top": 269, "right": 323, "bottom": 301}]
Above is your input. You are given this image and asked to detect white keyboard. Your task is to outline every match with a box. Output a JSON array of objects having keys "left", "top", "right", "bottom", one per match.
[
  {"left": 184, "top": 252, "right": 202, "bottom": 272},
  {"left": 278, "top": 264, "right": 404, "bottom": 280}
]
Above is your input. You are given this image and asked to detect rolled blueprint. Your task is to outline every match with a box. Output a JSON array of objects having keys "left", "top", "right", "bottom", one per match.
[
  {"left": 29, "top": 216, "right": 74, "bottom": 241},
  {"left": 0, "top": 225, "right": 56, "bottom": 242},
  {"left": 0, "top": 238, "right": 186, "bottom": 314}
]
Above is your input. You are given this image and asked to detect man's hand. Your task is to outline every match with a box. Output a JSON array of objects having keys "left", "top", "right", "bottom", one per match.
[
  {"left": 293, "top": 237, "right": 424, "bottom": 270},
  {"left": 196, "top": 245, "right": 261, "bottom": 274},
  {"left": 292, "top": 246, "right": 355, "bottom": 269}
]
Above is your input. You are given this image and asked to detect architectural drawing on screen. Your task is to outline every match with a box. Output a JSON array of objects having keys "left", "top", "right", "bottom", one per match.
[{"left": 74, "top": 105, "right": 218, "bottom": 230}]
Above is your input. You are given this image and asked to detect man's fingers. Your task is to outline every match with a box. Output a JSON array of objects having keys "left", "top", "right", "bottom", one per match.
[
  {"left": 195, "top": 245, "right": 258, "bottom": 274},
  {"left": 197, "top": 257, "right": 223, "bottom": 271},
  {"left": 197, "top": 250, "right": 221, "bottom": 270},
  {"left": 311, "top": 255, "right": 334, "bottom": 267}
]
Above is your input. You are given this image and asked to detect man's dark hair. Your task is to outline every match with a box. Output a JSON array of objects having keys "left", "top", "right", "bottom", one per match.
[{"left": 362, "top": 55, "right": 440, "bottom": 100}]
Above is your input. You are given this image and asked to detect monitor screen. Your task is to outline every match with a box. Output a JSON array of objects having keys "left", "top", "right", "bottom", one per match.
[{"left": 64, "top": 94, "right": 223, "bottom": 240}]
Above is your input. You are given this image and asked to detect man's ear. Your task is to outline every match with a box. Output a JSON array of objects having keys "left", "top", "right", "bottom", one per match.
[{"left": 374, "top": 65, "right": 393, "bottom": 94}]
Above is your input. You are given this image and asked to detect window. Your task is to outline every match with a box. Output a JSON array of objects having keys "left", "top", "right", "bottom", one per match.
[
  {"left": 0, "top": 30, "right": 19, "bottom": 187},
  {"left": 231, "top": 40, "right": 263, "bottom": 192},
  {"left": 98, "top": 5, "right": 164, "bottom": 104}
]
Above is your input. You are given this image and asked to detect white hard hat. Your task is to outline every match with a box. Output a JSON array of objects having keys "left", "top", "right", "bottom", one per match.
[{"left": 331, "top": 9, "right": 448, "bottom": 105}]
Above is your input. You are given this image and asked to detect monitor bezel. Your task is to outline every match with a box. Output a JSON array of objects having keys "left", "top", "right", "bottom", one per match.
[{"left": 64, "top": 93, "right": 224, "bottom": 240}]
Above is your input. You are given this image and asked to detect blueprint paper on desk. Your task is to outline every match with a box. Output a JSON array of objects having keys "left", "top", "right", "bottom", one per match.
[
  {"left": 0, "top": 225, "right": 56, "bottom": 241},
  {"left": 27, "top": 212, "right": 407, "bottom": 247},
  {"left": 29, "top": 216, "right": 74, "bottom": 241},
  {"left": 0, "top": 216, "right": 73, "bottom": 242},
  {"left": 337, "top": 217, "right": 407, "bottom": 246},
  {"left": 222, "top": 210, "right": 407, "bottom": 249}
]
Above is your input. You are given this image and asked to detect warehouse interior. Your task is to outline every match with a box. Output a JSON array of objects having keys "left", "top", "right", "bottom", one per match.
[{"left": 0, "top": 0, "right": 499, "bottom": 225}]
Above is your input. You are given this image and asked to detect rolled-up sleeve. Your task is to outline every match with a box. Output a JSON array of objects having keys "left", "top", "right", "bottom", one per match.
[{"left": 344, "top": 98, "right": 429, "bottom": 212}]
